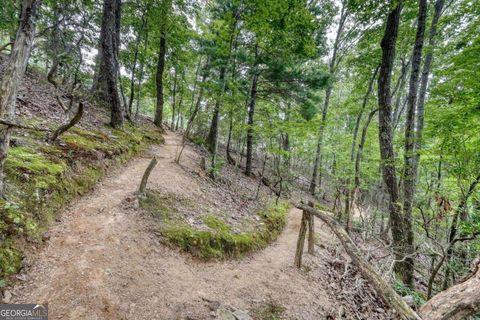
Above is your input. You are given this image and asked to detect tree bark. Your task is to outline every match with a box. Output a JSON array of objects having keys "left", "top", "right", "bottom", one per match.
[
  {"left": 413, "top": 0, "right": 445, "bottom": 176},
  {"left": 420, "top": 258, "right": 480, "bottom": 320},
  {"left": 350, "top": 64, "right": 380, "bottom": 161},
  {"left": 96, "top": 0, "right": 124, "bottom": 128},
  {"left": 208, "top": 67, "right": 227, "bottom": 177},
  {"left": 134, "top": 29, "right": 149, "bottom": 120},
  {"left": 309, "top": 0, "right": 348, "bottom": 195},
  {"left": 0, "top": 0, "right": 41, "bottom": 198},
  {"left": 171, "top": 69, "right": 178, "bottom": 128},
  {"left": 401, "top": 0, "right": 427, "bottom": 287},
  {"left": 245, "top": 72, "right": 259, "bottom": 177},
  {"left": 128, "top": 9, "right": 147, "bottom": 116},
  {"left": 294, "top": 210, "right": 309, "bottom": 268},
  {"left": 377, "top": 1, "right": 405, "bottom": 278},
  {"left": 206, "top": 66, "right": 226, "bottom": 154},
  {"left": 154, "top": 30, "right": 167, "bottom": 128}
]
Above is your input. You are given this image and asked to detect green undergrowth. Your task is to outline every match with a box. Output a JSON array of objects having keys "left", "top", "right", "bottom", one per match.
[
  {"left": 0, "top": 122, "right": 163, "bottom": 280},
  {"left": 140, "top": 190, "right": 289, "bottom": 259},
  {"left": 393, "top": 280, "right": 426, "bottom": 306}
]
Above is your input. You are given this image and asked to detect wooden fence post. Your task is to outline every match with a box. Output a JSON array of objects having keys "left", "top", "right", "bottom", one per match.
[
  {"left": 138, "top": 156, "right": 158, "bottom": 197},
  {"left": 294, "top": 210, "right": 309, "bottom": 268},
  {"left": 307, "top": 201, "right": 315, "bottom": 254}
]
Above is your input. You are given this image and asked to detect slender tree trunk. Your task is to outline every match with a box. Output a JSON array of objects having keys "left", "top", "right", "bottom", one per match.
[
  {"left": 175, "top": 83, "right": 183, "bottom": 130},
  {"left": 414, "top": 0, "right": 445, "bottom": 169},
  {"left": 309, "top": 0, "right": 348, "bottom": 195},
  {"left": 0, "top": 0, "right": 41, "bottom": 198},
  {"left": 135, "top": 29, "right": 149, "bottom": 119},
  {"left": 245, "top": 72, "right": 259, "bottom": 177},
  {"left": 128, "top": 10, "right": 147, "bottom": 115},
  {"left": 350, "top": 64, "right": 380, "bottom": 161},
  {"left": 171, "top": 69, "right": 178, "bottom": 128},
  {"left": 154, "top": 30, "right": 166, "bottom": 128},
  {"left": 377, "top": 1, "right": 405, "bottom": 279},
  {"left": 401, "top": 0, "right": 427, "bottom": 287},
  {"left": 226, "top": 110, "right": 235, "bottom": 164},
  {"left": 176, "top": 58, "right": 210, "bottom": 163},
  {"left": 443, "top": 175, "right": 480, "bottom": 289},
  {"left": 348, "top": 108, "right": 379, "bottom": 233},
  {"left": 392, "top": 58, "right": 410, "bottom": 129}
]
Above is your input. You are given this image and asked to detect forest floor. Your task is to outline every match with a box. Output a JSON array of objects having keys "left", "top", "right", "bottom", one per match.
[{"left": 4, "top": 131, "right": 396, "bottom": 320}]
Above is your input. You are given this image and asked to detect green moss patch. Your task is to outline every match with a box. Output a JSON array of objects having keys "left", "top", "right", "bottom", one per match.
[
  {"left": 252, "top": 302, "right": 286, "bottom": 320},
  {"left": 140, "top": 190, "right": 289, "bottom": 259},
  {"left": 0, "top": 123, "right": 163, "bottom": 280}
]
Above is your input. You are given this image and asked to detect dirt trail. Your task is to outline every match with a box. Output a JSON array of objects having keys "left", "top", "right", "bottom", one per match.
[{"left": 8, "top": 131, "right": 336, "bottom": 319}]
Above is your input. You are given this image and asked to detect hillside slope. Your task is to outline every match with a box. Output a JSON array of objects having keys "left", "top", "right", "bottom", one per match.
[
  {"left": 3, "top": 131, "right": 395, "bottom": 319},
  {"left": 0, "top": 56, "right": 163, "bottom": 280}
]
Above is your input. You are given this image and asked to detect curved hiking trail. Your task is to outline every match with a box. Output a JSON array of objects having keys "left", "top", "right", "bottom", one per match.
[{"left": 7, "top": 132, "right": 382, "bottom": 319}]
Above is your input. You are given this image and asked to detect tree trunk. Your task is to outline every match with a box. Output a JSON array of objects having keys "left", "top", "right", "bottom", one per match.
[
  {"left": 96, "top": 0, "right": 124, "bottom": 128},
  {"left": 0, "top": 0, "right": 41, "bottom": 198},
  {"left": 128, "top": 10, "right": 147, "bottom": 115},
  {"left": 135, "top": 29, "right": 149, "bottom": 120},
  {"left": 443, "top": 175, "right": 480, "bottom": 289},
  {"left": 226, "top": 110, "right": 235, "bottom": 165},
  {"left": 309, "top": 0, "right": 348, "bottom": 195},
  {"left": 175, "top": 57, "right": 211, "bottom": 164},
  {"left": 206, "top": 67, "right": 225, "bottom": 154},
  {"left": 377, "top": 1, "right": 405, "bottom": 279},
  {"left": 245, "top": 72, "right": 259, "bottom": 177},
  {"left": 154, "top": 30, "right": 166, "bottom": 128},
  {"left": 350, "top": 64, "right": 380, "bottom": 161},
  {"left": 208, "top": 67, "right": 227, "bottom": 177},
  {"left": 171, "top": 69, "right": 178, "bottom": 128},
  {"left": 401, "top": 0, "right": 427, "bottom": 287}
]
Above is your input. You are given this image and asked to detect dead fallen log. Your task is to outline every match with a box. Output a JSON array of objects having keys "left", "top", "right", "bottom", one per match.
[
  {"left": 0, "top": 118, "right": 51, "bottom": 132},
  {"left": 297, "top": 203, "right": 480, "bottom": 320},
  {"left": 418, "top": 257, "right": 480, "bottom": 320},
  {"left": 297, "top": 203, "right": 422, "bottom": 320}
]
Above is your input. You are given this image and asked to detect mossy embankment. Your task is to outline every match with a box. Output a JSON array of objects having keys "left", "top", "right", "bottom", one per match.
[
  {"left": 140, "top": 190, "right": 289, "bottom": 259},
  {"left": 0, "top": 122, "right": 163, "bottom": 282}
]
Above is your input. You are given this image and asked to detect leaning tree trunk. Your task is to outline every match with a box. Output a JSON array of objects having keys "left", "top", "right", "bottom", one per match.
[
  {"left": 377, "top": 1, "right": 405, "bottom": 279},
  {"left": 401, "top": 0, "right": 427, "bottom": 287},
  {"left": 0, "top": 0, "right": 41, "bottom": 198}
]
